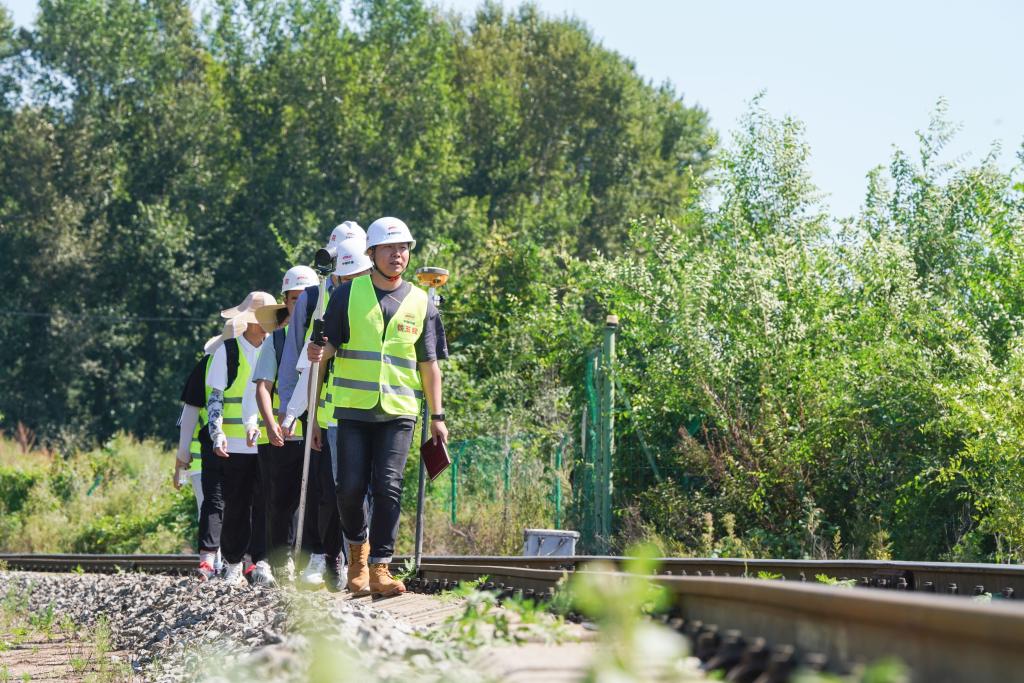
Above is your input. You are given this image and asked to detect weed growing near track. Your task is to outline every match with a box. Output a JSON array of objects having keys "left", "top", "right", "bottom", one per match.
[
  {"left": 426, "top": 576, "right": 571, "bottom": 648},
  {"left": 815, "top": 574, "right": 857, "bottom": 589}
]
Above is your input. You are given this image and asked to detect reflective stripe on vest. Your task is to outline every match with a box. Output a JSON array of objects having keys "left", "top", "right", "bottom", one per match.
[{"left": 331, "top": 275, "right": 427, "bottom": 417}]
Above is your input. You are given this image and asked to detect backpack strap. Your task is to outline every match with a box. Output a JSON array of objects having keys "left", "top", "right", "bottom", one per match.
[
  {"left": 304, "top": 284, "right": 319, "bottom": 324},
  {"left": 273, "top": 327, "right": 286, "bottom": 369},
  {"left": 224, "top": 338, "right": 240, "bottom": 390}
]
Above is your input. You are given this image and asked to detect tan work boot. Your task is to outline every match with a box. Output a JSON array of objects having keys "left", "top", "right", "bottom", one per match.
[
  {"left": 347, "top": 542, "right": 371, "bottom": 596},
  {"left": 369, "top": 563, "right": 406, "bottom": 598}
]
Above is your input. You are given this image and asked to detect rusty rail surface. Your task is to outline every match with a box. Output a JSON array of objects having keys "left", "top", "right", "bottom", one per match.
[{"left": 410, "top": 562, "right": 1024, "bottom": 683}]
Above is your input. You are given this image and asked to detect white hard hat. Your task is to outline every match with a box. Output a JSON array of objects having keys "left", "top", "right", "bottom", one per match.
[
  {"left": 333, "top": 236, "right": 372, "bottom": 277},
  {"left": 324, "top": 221, "right": 365, "bottom": 259},
  {"left": 281, "top": 265, "right": 318, "bottom": 293},
  {"left": 365, "top": 217, "right": 416, "bottom": 252}
]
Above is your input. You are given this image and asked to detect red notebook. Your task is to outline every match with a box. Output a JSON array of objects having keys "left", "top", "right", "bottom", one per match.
[{"left": 421, "top": 437, "right": 451, "bottom": 481}]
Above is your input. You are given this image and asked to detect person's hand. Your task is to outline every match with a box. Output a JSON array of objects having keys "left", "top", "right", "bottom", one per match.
[
  {"left": 172, "top": 459, "right": 188, "bottom": 489},
  {"left": 281, "top": 417, "right": 295, "bottom": 439},
  {"left": 307, "top": 342, "right": 324, "bottom": 363},
  {"left": 214, "top": 436, "right": 229, "bottom": 458},
  {"left": 268, "top": 420, "right": 284, "bottom": 447},
  {"left": 311, "top": 423, "right": 322, "bottom": 451},
  {"left": 246, "top": 427, "right": 261, "bottom": 448},
  {"left": 429, "top": 419, "right": 448, "bottom": 445}
]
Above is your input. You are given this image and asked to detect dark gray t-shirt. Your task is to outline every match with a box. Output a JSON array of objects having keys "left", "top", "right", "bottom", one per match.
[{"left": 323, "top": 279, "right": 448, "bottom": 422}]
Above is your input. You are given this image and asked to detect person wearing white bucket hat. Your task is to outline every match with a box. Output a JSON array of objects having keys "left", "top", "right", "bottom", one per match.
[
  {"left": 205, "top": 291, "right": 276, "bottom": 587},
  {"left": 308, "top": 216, "right": 448, "bottom": 598},
  {"left": 282, "top": 236, "right": 371, "bottom": 590}
]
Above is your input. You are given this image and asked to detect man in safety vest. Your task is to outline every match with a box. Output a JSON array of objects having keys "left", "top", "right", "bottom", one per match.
[
  {"left": 206, "top": 291, "right": 276, "bottom": 586},
  {"left": 282, "top": 235, "right": 372, "bottom": 591},
  {"left": 243, "top": 265, "right": 318, "bottom": 584},
  {"left": 308, "top": 217, "right": 449, "bottom": 598}
]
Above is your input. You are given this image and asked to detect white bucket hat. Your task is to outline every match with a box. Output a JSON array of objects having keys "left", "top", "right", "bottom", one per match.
[
  {"left": 203, "top": 316, "right": 252, "bottom": 355},
  {"left": 255, "top": 304, "right": 289, "bottom": 334},
  {"left": 220, "top": 291, "right": 277, "bottom": 319},
  {"left": 333, "top": 236, "right": 372, "bottom": 278}
]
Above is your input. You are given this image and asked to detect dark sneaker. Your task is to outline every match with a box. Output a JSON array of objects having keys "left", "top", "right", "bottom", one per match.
[{"left": 325, "top": 555, "right": 345, "bottom": 593}]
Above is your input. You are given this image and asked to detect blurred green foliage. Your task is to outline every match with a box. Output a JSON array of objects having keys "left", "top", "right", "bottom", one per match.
[{"left": 0, "top": 433, "right": 196, "bottom": 553}]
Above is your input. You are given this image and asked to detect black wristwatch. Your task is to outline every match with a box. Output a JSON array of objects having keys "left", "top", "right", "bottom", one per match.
[{"left": 430, "top": 413, "right": 446, "bottom": 422}]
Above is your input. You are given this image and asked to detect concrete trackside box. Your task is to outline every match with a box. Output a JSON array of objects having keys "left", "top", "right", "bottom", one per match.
[{"left": 522, "top": 528, "right": 580, "bottom": 556}]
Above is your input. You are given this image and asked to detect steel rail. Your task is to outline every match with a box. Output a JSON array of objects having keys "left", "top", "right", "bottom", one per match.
[
  {"left": 4, "top": 553, "right": 1023, "bottom": 597},
  {"left": 4, "top": 554, "right": 1024, "bottom": 680},
  {"left": 410, "top": 562, "right": 1024, "bottom": 683}
]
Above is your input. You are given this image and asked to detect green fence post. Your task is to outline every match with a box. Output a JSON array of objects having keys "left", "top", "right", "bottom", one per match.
[
  {"left": 600, "top": 315, "right": 618, "bottom": 551},
  {"left": 503, "top": 431, "right": 511, "bottom": 494},
  {"left": 583, "top": 348, "right": 600, "bottom": 551},
  {"left": 553, "top": 436, "right": 565, "bottom": 529}
]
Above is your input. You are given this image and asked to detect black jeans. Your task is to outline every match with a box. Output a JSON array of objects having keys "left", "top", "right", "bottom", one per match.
[
  {"left": 198, "top": 450, "right": 225, "bottom": 552},
  {"left": 258, "top": 441, "right": 344, "bottom": 566},
  {"left": 314, "top": 442, "right": 344, "bottom": 561},
  {"left": 334, "top": 418, "right": 416, "bottom": 563},
  {"left": 220, "top": 453, "right": 265, "bottom": 565},
  {"left": 257, "top": 440, "right": 307, "bottom": 567}
]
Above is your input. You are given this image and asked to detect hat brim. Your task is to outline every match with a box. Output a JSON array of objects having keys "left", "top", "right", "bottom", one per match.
[
  {"left": 366, "top": 239, "right": 416, "bottom": 254},
  {"left": 203, "top": 333, "right": 224, "bottom": 355},
  {"left": 256, "top": 304, "right": 289, "bottom": 333}
]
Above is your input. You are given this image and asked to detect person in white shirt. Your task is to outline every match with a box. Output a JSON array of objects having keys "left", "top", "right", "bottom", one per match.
[{"left": 204, "top": 291, "right": 275, "bottom": 586}]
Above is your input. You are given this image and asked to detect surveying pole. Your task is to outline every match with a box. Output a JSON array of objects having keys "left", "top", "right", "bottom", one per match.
[
  {"left": 414, "top": 266, "right": 449, "bottom": 570},
  {"left": 291, "top": 247, "right": 335, "bottom": 559}
]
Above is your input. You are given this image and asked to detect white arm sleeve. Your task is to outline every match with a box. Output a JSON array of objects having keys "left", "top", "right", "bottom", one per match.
[
  {"left": 176, "top": 404, "right": 200, "bottom": 464},
  {"left": 242, "top": 380, "right": 259, "bottom": 431},
  {"left": 284, "top": 362, "right": 310, "bottom": 423}
]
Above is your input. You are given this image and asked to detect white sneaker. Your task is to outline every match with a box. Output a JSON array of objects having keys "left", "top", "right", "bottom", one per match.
[
  {"left": 223, "top": 561, "right": 246, "bottom": 586},
  {"left": 214, "top": 549, "right": 224, "bottom": 575},
  {"left": 282, "top": 555, "right": 296, "bottom": 583},
  {"left": 250, "top": 560, "right": 277, "bottom": 587},
  {"left": 299, "top": 554, "right": 326, "bottom": 589}
]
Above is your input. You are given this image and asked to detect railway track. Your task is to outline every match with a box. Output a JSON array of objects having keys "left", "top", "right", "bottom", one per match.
[{"left": 4, "top": 553, "right": 1024, "bottom": 681}]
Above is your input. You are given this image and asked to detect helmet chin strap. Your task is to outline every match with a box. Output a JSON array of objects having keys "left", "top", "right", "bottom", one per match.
[{"left": 370, "top": 249, "right": 404, "bottom": 282}]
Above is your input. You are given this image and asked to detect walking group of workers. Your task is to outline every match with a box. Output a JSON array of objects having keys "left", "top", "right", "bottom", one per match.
[{"left": 172, "top": 217, "right": 448, "bottom": 598}]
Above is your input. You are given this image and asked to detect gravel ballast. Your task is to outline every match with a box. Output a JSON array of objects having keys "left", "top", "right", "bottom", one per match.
[{"left": 0, "top": 571, "right": 481, "bottom": 682}]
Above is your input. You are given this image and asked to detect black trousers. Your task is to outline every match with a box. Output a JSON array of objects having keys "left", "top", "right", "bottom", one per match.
[
  {"left": 198, "top": 450, "right": 225, "bottom": 552},
  {"left": 315, "top": 440, "right": 344, "bottom": 561},
  {"left": 257, "top": 440, "right": 308, "bottom": 567},
  {"left": 334, "top": 418, "right": 416, "bottom": 562},
  {"left": 220, "top": 452, "right": 265, "bottom": 565}
]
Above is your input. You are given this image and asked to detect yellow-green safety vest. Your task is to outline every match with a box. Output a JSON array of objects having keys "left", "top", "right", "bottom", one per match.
[
  {"left": 330, "top": 275, "right": 427, "bottom": 417},
  {"left": 208, "top": 338, "right": 268, "bottom": 445},
  {"left": 305, "top": 291, "right": 336, "bottom": 429},
  {"left": 187, "top": 356, "right": 213, "bottom": 471}
]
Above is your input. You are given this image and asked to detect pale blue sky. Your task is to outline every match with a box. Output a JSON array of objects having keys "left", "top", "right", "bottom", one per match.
[{"left": 5, "top": 0, "right": 1022, "bottom": 218}]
